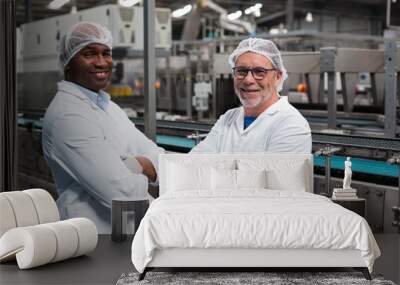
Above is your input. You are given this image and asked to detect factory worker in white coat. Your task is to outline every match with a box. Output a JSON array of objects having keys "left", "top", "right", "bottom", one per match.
[
  {"left": 42, "top": 22, "right": 164, "bottom": 233},
  {"left": 191, "top": 38, "right": 311, "bottom": 153}
]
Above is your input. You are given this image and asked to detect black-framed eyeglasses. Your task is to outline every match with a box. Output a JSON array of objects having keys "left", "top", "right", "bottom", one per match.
[{"left": 232, "top": 66, "right": 276, "bottom": 80}]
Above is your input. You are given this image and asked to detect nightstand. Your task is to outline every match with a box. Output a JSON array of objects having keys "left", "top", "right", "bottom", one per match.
[{"left": 331, "top": 198, "right": 366, "bottom": 217}]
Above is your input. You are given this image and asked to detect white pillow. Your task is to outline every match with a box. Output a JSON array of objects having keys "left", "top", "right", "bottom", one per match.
[
  {"left": 211, "top": 168, "right": 236, "bottom": 191},
  {"left": 166, "top": 159, "right": 236, "bottom": 193},
  {"left": 211, "top": 168, "right": 267, "bottom": 192},
  {"left": 167, "top": 162, "right": 211, "bottom": 191},
  {"left": 266, "top": 162, "right": 307, "bottom": 191},
  {"left": 236, "top": 169, "right": 267, "bottom": 189},
  {"left": 237, "top": 158, "right": 308, "bottom": 192}
]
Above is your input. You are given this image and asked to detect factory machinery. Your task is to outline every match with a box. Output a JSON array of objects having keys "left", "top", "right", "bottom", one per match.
[
  {"left": 17, "top": 4, "right": 399, "bottom": 138},
  {"left": 16, "top": 5, "right": 400, "bottom": 233},
  {"left": 19, "top": 28, "right": 400, "bottom": 137},
  {"left": 111, "top": 36, "right": 399, "bottom": 139}
]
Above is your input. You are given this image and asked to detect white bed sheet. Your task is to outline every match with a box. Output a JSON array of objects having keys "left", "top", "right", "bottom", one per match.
[{"left": 131, "top": 190, "right": 380, "bottom": 273}]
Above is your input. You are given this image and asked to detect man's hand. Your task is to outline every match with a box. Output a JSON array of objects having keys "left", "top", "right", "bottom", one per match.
[{"left": 135, "top": 156, "right": 157, "bottom": 183}]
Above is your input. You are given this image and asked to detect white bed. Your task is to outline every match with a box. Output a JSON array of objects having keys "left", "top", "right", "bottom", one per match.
[{"left": 131, "top": 154, "right": 380, "bottom": 280}]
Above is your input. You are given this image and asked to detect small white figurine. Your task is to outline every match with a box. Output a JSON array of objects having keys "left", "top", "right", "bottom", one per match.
[{"left": 343, "top": 157, "right": 352, "bottom": 189}]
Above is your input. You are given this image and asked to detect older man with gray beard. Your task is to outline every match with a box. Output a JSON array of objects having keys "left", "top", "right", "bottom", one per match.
[{"left": 191, "top": 38, "right": 311, "bottom": 153}]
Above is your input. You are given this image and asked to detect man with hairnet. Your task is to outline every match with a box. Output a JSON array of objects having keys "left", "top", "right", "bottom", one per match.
[
  {"left": 191, "top": 38, "right": 311, "bottom": 153},
  {"left": 42, "top": 22, "right": 164, "bottom": 233}
]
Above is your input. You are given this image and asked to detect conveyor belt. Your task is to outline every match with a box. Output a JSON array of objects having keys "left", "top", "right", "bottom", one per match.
[
  {"left": 306, "top": 116, "right": 381, "bottom": 127},
  {"left": 130, "top": 118, "right": 400, "bottom": 152},
  {"left": 311, "top": 133, "right": 400, "bottom": 151},
  {"left": 19, "top": 116, "right": 399, "bottom": 151},
  {"left": 18, "top": 117, "right": 400, "bottom": 151},
  {"left": 17, "top": 117, "right": 400, "bottom": 179},
  {"left": 314, "top": 156, "right": 398, "bottom": 178},
  {"left": 157, "top": 135, "right": 196, "bottom": 149}
]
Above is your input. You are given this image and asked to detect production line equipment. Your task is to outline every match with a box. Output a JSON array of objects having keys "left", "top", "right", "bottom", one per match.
[
  {"left": 210, "top": 44, "right": 399, "bottom": 137},
  {"left": 110, "top": 39, "right": 399, "bottom": 138},
  {"left": 17, "top": 4, "right": 399, "bottom": 139}
]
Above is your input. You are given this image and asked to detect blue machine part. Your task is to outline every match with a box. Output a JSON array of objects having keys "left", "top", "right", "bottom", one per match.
[
  {"left": 156, "top": 135, "right": 196, "bottom": 149},
  {"left": 18, "top": 118, "right": 43, "bottom": 128},
  {"left": 314, "top": 155, "right": 399, "bottom": 178}
]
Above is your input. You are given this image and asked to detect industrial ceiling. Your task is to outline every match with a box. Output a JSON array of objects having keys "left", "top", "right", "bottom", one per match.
[{"left": 16, "top": 0, "right": 397, "bottom": 32}]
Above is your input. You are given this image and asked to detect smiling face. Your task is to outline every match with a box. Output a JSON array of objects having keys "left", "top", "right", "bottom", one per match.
[
  {"left": 233, "top": 52, "right": 282, "bottom": 116},
  {"left": 66, "top": 43, "right": 112, "bottom": 92}
]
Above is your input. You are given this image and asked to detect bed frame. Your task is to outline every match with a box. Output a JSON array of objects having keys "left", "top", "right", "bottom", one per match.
[
  {"left": 139, "top": 248, "right": 371, "bottom": 280},
  {"left": 137, "top": 154, "right": 372, "bottom": 281}
]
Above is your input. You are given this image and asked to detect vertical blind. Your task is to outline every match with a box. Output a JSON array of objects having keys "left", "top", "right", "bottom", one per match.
[{"left": 0, "top": 0, "right": 17, "bottom": 192}]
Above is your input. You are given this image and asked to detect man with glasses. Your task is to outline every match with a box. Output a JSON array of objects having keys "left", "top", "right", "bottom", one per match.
[{"left": 191, "top": 38, "right": 311, "bottom": 153}]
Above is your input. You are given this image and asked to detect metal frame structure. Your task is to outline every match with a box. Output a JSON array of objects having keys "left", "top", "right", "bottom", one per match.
[
  {"left": 320, "top": 48, "right": 337, "bottom": 129},
  {"left": 386, "top": 0, "right": 400, "bottom": 30},
  {"left": 384, "top": 40, "right": 399, "bottom": 139},
  {"left": 387, "top": 155, "right": 400, "bottom": 233},
  {"left": 320, "top": 47, "right": 390, "bottom": 130},
  {"left": 281, "top": 51, "right": 321, "bottom": 103},
  {"left": 144, "top": 0, "right": 156, "bottom": 141},
  {"left": 314, "top": 146, "right": 342, "bottom": 197},
  {"left": 1, "top": 0, "right": 18, "bottom": 192}
]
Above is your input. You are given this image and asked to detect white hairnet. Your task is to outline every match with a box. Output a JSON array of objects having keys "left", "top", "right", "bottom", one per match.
[
  {"left": 59, "top": 21, "right": 113, "bottom": 69},
  {"left": 228, "top": 38, "right": 288, "bottom": 92}
]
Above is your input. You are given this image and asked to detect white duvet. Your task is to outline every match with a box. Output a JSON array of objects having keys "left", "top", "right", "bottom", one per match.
[{"left": 131, "top": 190, "right": 380, "bottom": 273}]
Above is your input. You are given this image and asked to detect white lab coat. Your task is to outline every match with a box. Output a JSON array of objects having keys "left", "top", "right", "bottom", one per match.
[
  {"left": 42, "top": 81, "right": 164, "bottom": 233},
  {"left": 191, "top": 97, "right": 311, "bottom": 153}
]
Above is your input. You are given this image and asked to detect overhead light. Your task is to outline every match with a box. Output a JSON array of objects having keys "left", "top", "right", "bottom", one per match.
[
  {"left": 227, "top": 10, "right": 242, "bottom": 21},
  {"left": 392, "top": 0, "right": 397, "bottom": 3},
  {"left": 306, "top": 12, "right": 313, "bottom": 22},
  {"left": 172, "top": 4, "right": 192, "bottom": 18},
  {"left": 118, "top": 0, "right": 140, "bottom": 7},
  {"left": 244, "top": 3, "right": 262, "bottom": 17},
  {"left": 48, "top": 0, "right": 70, "bottom": 10}
]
